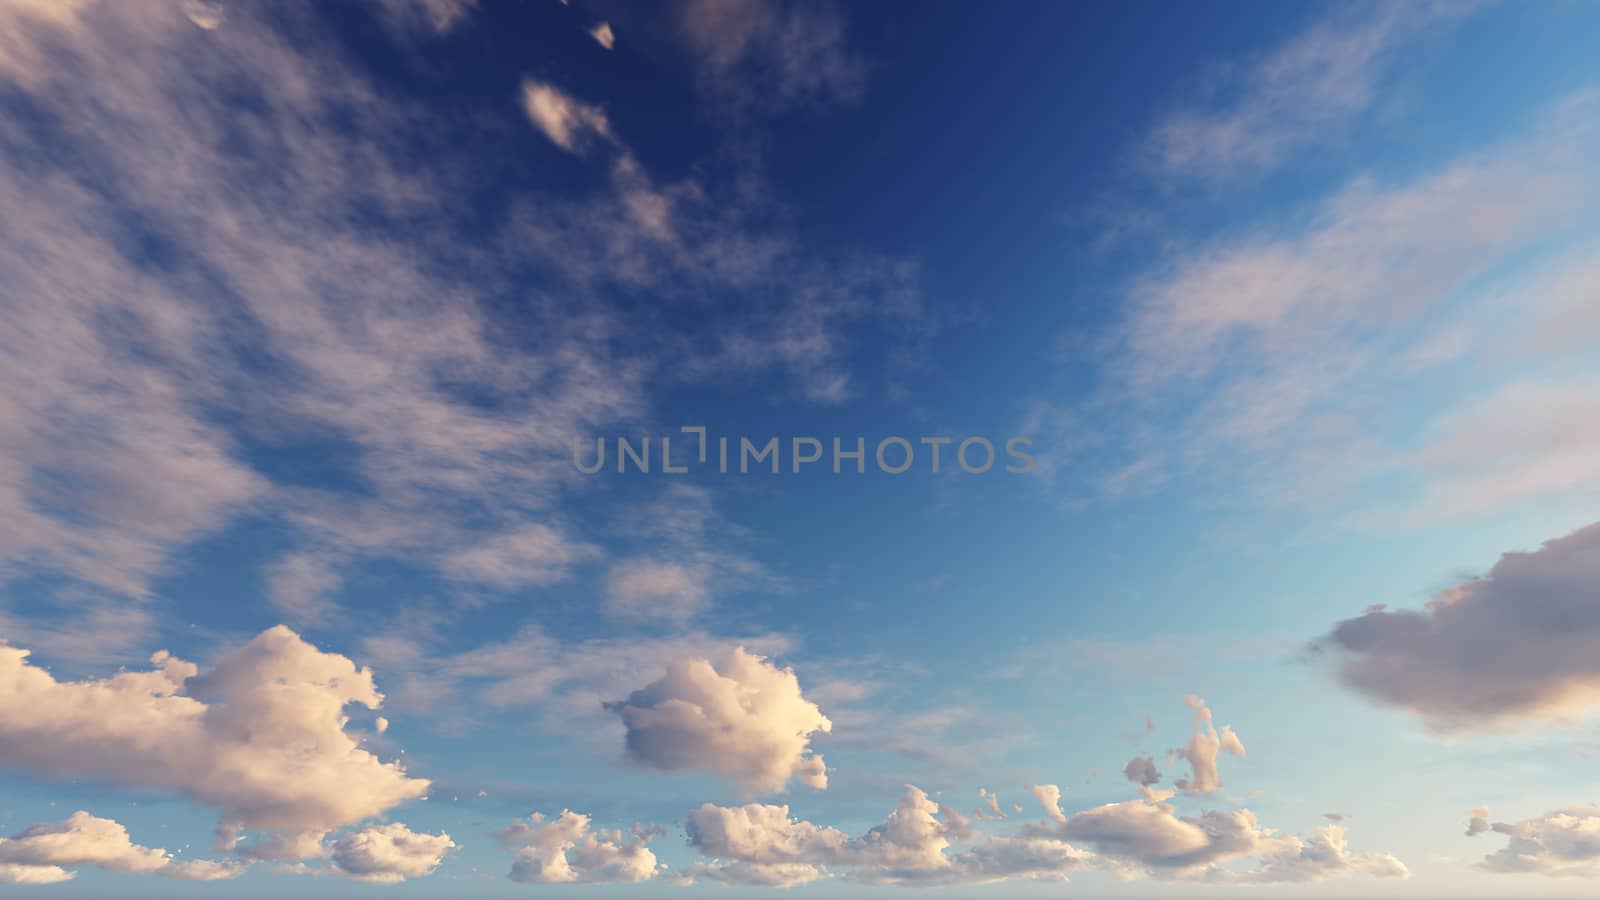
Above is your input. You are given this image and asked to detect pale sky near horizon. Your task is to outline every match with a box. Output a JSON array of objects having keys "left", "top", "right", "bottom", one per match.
[{"left": 3, "top": 0, "right": 1600, "bottom": 896}]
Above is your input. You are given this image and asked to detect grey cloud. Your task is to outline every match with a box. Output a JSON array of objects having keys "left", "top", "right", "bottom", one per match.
[{"left": 1316, "top": 521, "right": 1600, "bottom": 729}]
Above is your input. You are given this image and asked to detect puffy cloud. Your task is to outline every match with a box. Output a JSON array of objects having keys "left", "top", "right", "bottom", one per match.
[
  {"left": 1031, "top": 784, "right": 1066, "bottom": 824},
  {"left": 972, "top": 787, "right": 1007, "bottom": 821},
  {"left": 682, "top": 786, "right": 1090, "bottom": 887},
  {"left": 1025, "top": 795, "right": 1403, "bottom": 884},
  {"left": 684, "top": 801, "right": 850, "bottom": 864},
  {"left": 1123, "top": 755, "right": 1162, "bottom": 787},
  {"left": 1201, "top": 824, "right": 1408, "bottom": 884},
  {"left": 329, "top": 823, "right": 455, "bottom": 884},
  {"left": 1315, "top": 521, "right": 1600, "bottom": 729},
  {"left": 608, "top": 647, "right": 831, "bottom": 794},
  {"left": 521, "top": 80, "right": 616, "bottom": 156},
  {"left": 1042, "top": 797, "right": 1261, "bottom": 871},
  {"left": 1467, "top": 806, "right": 1600, "bottom": 877},
  {"left": 1171, "top": 695, "right": 1244, "bottom": 795},
  {"left": 0, "top": 626, "right": 428, "bottom": 852},
  {"left": 496, "top": 811, "right": 659, "bottom": 884},
  {"left": 0, "top": 811, "right": 241, "bottom": 884}
]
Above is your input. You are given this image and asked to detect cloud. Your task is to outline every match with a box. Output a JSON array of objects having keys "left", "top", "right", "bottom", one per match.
[
  {"left": 608, "top": 647, "right": 831, "bottom": 794},
  {"left": 0, "top": 626, "right": 427, "bottom": 854},
  {"left": 1096, "top": 88, "right": 1600, "bottom": 513},
  {"left": 1171, "top": 695, "right": 1244, "bottom": 795},
  {"left": 1315, "top": 520, "right": 1600, "bottom": 729},
  {"left": 588, "top": 21, "right": 614, "bottom": 50},
  {"left": 329, "top": 823, "right": 455, "bottom": 884},
  {"left": 1031, "top": 784, "right": 1067, "bottom": 824},
  {"left": 496, "top": 810, "right": 659, "bottom": 884},
  {"left": 603, "top": 559, "right": 712, "bottom": 623},
  {"left": 682, "top": 785, "right": 1090, "bottom": 887},
  {"left": 1467, "top": 806, "right": 1600, "bottom": 877},
  {"left": 1141, "top": 3, "right": 1476, "bottom": 181},
  {"left": 1123, "top": 755, "right": 1162, "bottom": 787},
  {"left": 0, "top": 0, "right": 915, "bottom": 646},
  {"left": 1023, "top": 795, "right": 1404, "bottom": 883},
  {"left": 0, "top": 811, "right": 242, "bottom": 884},
  {"left": 440, "top": 524, "right": 599, "bottom": 589},
  {"left": 675, "top": 0, "right": 866, "bottom": 115},
  {"left": 0, "top": 2, "right": 667, "bottom": 634},
  {"left": 522, "top": 80, "right": 617, "bottom": 156}
]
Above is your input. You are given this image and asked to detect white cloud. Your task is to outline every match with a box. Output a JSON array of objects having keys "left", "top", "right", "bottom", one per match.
[
  {"left": 603, "top": 559, "right": 712, "bottom": 623},
  {"left": 521, "top": 80, "right": 617, "bottom": 156},
  {"left": 329, "top": 822, "right": 455, "bottom": 884},
  {"left": 1031, "top": 784, "right": 1067, "bottom": 824},
  {"left": 1092, "top": 90, "right": 1600, "bottom": 515},
  {"left": 496, "top": 810, "right": 659, "bottom": 883},
  {"left": 609, "top": 647, "right": 831, "bottom": 794},
  {"left": 441, "top": 524, "right": 599, "bottom": 589},
  {"left": 1171, "top": 695, "right": 1244, "bottom": 795},
  {"left": 0, "top": 811, "right": 241, "bottom": 884},
  {"left": 587, "top": 21, "right": 614, "bottom": 50},
  {"left": 1467, "top": 806, "right": 1600, "bottom": 877},
  {"left": 682, "top": 785, "right": 1090, "bottom": 887},
  {"left": 1142, "top": 3, "right": 1476, "bottom": 181},
  {"left": 0, "top": 626, "right": 428, "bottom": 854}
]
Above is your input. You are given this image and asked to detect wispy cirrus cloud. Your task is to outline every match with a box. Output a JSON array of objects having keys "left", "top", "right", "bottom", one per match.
[
  {"left": 1140, "top": 2, "right": 1478, "bottom": 183},
  {"left": 0, "top": 0, "right": 920, "bottom": 648}
]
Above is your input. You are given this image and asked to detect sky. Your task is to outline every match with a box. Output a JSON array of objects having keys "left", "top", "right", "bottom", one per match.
[{"left": 2, "top": 0, "right": 1600, "bottom": 896}]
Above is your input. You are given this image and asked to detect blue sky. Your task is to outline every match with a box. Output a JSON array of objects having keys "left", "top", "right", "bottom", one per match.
[{"left": 3, "top": 0, "right": 1600, "bottom": 895}]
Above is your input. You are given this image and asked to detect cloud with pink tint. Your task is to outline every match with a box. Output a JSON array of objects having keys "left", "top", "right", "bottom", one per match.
[
  {"left": 1171, "top": 695, "right": 1244, "bottom": 795},
  {"left": 496, "top": 810, "right": 659, "bottom": 884},
  {"left": 0, "top": 626, "right": 427, "bottom": 856},
  {"left": 328, "top": 823, "right": 455, "bottom": 884},
  {"left": 609, "top": 647, "right": 831, "bottom": 794},
  {"left": 0, "top": 811, "right": 241, "bottom": 884}
]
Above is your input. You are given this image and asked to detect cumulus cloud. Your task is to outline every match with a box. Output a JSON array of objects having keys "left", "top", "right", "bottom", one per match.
[
  {"left": 496, "top": 810, "right": 659, "bottom": 883},
  {"left": 1031, "top": 784, "right": 1067, "bottom": 824},
  {"left": 0, "top": 811, "right": 241, "bottom": 884},
  {"left": 0, "top": 626, "right": 427, "bottom": 854},
  {"left": 1467, "top": 806, "right": 1600, "bottom": 877},
  {"left": 329, "top": 823, "right": 455, "bottom": 884},
  {"left": 1124, "top": 755, "right": 1162, "bottom": 787},
  {"left": 1171, "top": 695, "right": 1244, "bottom": 795},
  {"left": 1021, "top": 794, "right": 1404, "bottom": 884},
  {"left": 608, "top": 647, "right": 831, "bottom": 794},
  {"left": 682, "top": 785, "right": 1090, "bottom": 887},
  {"left": 1315, "top": 521, "right": 1600, "bottom": 729}
]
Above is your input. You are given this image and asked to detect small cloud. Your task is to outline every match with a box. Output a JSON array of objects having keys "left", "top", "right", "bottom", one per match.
[{"left": 588, "top": 21, "right": 614, "bottom": 50}]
